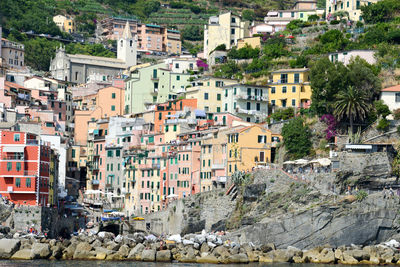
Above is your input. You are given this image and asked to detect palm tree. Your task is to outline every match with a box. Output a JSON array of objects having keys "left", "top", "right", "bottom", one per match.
[{"left": 334, "top": 86, "right": 371, "bottom": 134}]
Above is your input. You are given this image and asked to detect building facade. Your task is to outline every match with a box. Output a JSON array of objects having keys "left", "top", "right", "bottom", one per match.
[
  {"left": 204, "top": 12, "right": 250, "bottom": 61},
  {"left": 53, "top": 15, "right": 76, "bottom": 33},
  {"left": 267, "top": 68, "right": 312, "bottom": 109},
  {"left": 1, "top": 38, "right": 24, "bottom": 70},
  {"left": 326, "top": 0, "right": 381, "bottom": 21}
]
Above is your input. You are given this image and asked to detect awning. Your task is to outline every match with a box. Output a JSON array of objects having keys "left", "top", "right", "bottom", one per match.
[
  {"left": 2, "top": 146, "right": 24, "bottom": 153},
  {"left": 194, "top": 109, "right": 206, "bottom": 117},
  {"left": 283, "top": 161, "right": 296, "bottom": 165},
  {"left": 294, "top": 159, "right": 309, "bottom": 165}
]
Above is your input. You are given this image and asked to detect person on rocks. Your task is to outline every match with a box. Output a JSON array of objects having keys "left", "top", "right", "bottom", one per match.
[
  {"left": 389, "top": 187, "right": 394, "bottom": 199},
  {"left": 383, "top": 187, "right": 388, "bottom": 199}
]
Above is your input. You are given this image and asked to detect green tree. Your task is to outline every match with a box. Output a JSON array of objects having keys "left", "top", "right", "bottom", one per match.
[
  {"left": 374, "top": 100, "right": 391, "bottom": 118},
  {"left": 242, "top": 10, "right": 255, "bottom": 21},
  {"left": 361, "top": 0, "right": 400, "bottom": 23},
  {"left": 309, "top": 58, "right": 349, "bottom": 115},
  {"left": 24, "top": 37, "right": 59, "bottom": 71},
  {"left": 334, "top": 86, "right": 371, "bottom": 134},
  {"left": 181, "top": 25, "right": 203, "bottom": 41},
  {"left": 281, "top": 117, "right": 312, "bottom": 159}
]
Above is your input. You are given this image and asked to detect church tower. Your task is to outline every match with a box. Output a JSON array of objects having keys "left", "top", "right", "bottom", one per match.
[{"left": 117, "top": 21, "right": 137, "bottom": 67}]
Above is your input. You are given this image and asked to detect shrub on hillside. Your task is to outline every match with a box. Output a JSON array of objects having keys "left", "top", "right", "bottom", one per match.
[{"left": 377, "top": 118, "right": 390, "bottom": 131}]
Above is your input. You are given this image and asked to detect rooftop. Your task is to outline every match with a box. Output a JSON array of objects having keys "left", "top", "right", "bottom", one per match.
[
  {"left": 381, "top": 84, "right": 400, "bottom": 92},
  {"left": 271, "top": 68, "right": 309, "bottom": 73}
]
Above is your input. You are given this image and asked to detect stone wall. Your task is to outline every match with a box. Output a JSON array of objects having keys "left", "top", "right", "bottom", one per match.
[
  {"left": 135, "top": 189, "right": 236, "bottom": 236},
  {"left": 11, "top": 206, "right": 77, "bottom": 238}
]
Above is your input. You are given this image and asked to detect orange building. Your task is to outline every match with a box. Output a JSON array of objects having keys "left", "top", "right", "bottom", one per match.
[
  {"left": 74, "top": 86, "right": 125, "bottom": 145},
  {"left": 153, "top": 99, "right": 197, "bottom": 134}
]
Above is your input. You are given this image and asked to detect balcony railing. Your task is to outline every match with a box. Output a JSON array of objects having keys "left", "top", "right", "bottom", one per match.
[
  {"left": 2, "top": 155, "right": 24, "bottom": 160},
  {"left": 26, "top": 139, "right": 38, "bottom": 145}
]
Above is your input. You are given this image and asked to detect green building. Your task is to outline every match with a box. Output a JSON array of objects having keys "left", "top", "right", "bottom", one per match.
[{"left": 125, "top": 63, "right": 191, "bottom": 114}]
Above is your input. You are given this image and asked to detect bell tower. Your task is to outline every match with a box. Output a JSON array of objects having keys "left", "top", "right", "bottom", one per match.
[{"left": 117, "top": 21, "right": 137, "bottom": 67}]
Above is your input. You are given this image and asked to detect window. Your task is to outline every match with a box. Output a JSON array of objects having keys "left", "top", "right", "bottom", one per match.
[
  {"left": 256, "top": 103, "right": 261, "bottom": 111},
  {"left": 300, "top": 13, "right": 304, "bottom": 18},
  {"left": 280, "top": 74, "right": 288, "bottom": 83},
  {"left": 282, "top": 86, "right": 287, "bottom": 93},
  {"left": 26, "top": 178, "right": 31, "bottom": 188},
  {"left": 356, "top": 0, "right": 360, "bottom": 9},
  {"left": 59, "top": 113, "right": 62, "bottom": 120},
  {"left": 173, "top": 125, "right": 177, "bottom": 132},
  {"left": 292, "top": 99, "right": 296, "bottom": 107},
  {"left": 217, "top": 107, "right": 221, "bottom": 112},
  {"left": 111, "top": 105, "right": 116, "bottom": 111},
  {"left": 347, "top": 1, "right": 349, "bottom": 7},
  {"left": 16, "top": 178, "right": 21, "bottom": 188},
  {"left": 291, "top": 12, "right": 295, "bottom": 17},
  {"left": 16, "top": 162, "right": 21, "bottom": 171},
  {"left": 396, "top": 93, "right": 400, "bottom": 103},
  {"left": 175, "top": 63, "right": 179, "bottom": 69},
  {"left": 282, "top": 99, "right": 287, "bottom": 107},
  {"left": 107, "top": 150, "right": 113, "bottom": 157},
  {"left": 271, "top": 87, "right": 276, "bottom": 94},
  {"left": 294, "top": 73, "right": 300, "bottom": 83},
  {"left": 112, "top": 93, "right": 116, "bottom": 99},
  {"left": 72, "top": 149, "right": 76, "bottom": 158},
  {"left": 258, "top": 135, "right": 266, "bottom": 143},
  {"left": 279, "top": 12, "right": 283, "bottom": 17},
  {"left": 176, "top": 75, "right": 180, "bottom": 81},
  {"left": 247, "top": 88, "right": 251, "bottom": 96},
  {"left": 225, "top": 103, "right": 228, "bottom": 111},
  {"left": 292, "top": 86, "right": 296, "bottom": 93},
  {"left": 247, "top": 102, "right": 251, "bottom": 110},
  {"left": 231, "top": 17, "right": 236, "bottom": 23},
  {"left": 231, "top": 28, "right": 235, "bottom": 34},
  {"left": 217, "top": 94, "right": 221, "bottom": 101},
  {"left": 340, "top": 2, "right": 343, "bottom": 8},
  {"left": 233, "top": 102, "right": 236, "bottom": 109},
  {"left": 7, "top": 162, "right": 12, "bottom": 171},
  {"left": 116, "top": 150, "right": 120, "bottom": 157},
  {"left": 14, "top": 134, "right": 20, "bottom": 142},
  {"left": 165, "top": 125, "right": 169, "bottom": 132},
  {"left": 271, "top": 100, "right": 275, "bottom": 106},
  {"left": 204, "top": 93, "right": 209, "bottom": 100}
]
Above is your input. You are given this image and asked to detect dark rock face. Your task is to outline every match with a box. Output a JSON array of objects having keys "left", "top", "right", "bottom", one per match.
[
  {"left": 243, "top": 184, "right": 266, "bottom": 202},
  {"left": 230, "top": 196, "right": 399, "bottom": 250},
  {"left": 211, "top": 220, "right": 226, "bottom": 232},
  {"left": 181, "top": 220, "right": 205, "bottom": 236}
]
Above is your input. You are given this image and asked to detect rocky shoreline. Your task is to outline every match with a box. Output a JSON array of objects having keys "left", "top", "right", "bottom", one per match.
[{"left": 0, "top": 231, "right": 400, "bottom": 264}]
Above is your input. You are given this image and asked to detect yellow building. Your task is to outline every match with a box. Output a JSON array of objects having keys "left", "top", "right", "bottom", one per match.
[
  {"left": 53, "top": 15, "right": 76, "bottom": 33},
  {"left": 226, "top": 125, "right": 281, "bottom": 176},
  {"left": 204, "top": 12, "right": 250, "bottom": 61},
  {"left": 186, "top": 77, "right": 237, "bottom": 114},
  {"left": 326, "top": 0, "right": 381, "bottom": 21},
  {"left": 267, "top": 68, "right": 312, "bottom": 109},
  {"left": 237, "top": 37, "right": 261, "bottom": 49}
]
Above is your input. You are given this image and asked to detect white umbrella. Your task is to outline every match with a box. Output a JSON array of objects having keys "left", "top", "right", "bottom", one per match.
[
  {"left": 166, "top": 194, "right": 178, "bottom": 198},
  {"left": 317, "top": 158, "right": 331, "bottom": 166},
  {"left": 294, "top": 159, "right": 309, "bottom": 165},
  {"left": 283, "top": 161, "right": 296, "bottom": 165}
]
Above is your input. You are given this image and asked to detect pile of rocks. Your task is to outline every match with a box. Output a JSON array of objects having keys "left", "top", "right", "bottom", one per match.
[{"left": 1, "top": 230, "right": 400, "bottom": 264}]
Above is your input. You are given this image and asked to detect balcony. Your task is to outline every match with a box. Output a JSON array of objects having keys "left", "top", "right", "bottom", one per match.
[
  {"left": 212, "top": 164, "right": 225, "bottom": 170},
  {"left": 2, "top": 154, "right": 24, "bottom": 160},
  {"left": 91, "top": 180, "right": 100, "bottom": 185},
  {"left": 105, "top": 183, "right": 113, "bottom": 188},
  {"left": 152, "top": 164, "right": 160, "bottom": 169},
  {"left": 26, "top": 139, "right": 38, "bottom": 145},
  {"left": 216, "top": 176, "right": 227, "bottom": 183},
  {"left": 151, "top": 75, "right": 159, "bottom": 81}
]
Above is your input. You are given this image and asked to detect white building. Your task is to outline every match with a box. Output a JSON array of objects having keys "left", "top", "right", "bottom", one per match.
[
  {"left": 165, "top": 57, "right": 198, "bottom": 73},
  {"left": 326, "top": 0, "right": 381, "bottom": 21},
  {"left": 380, "top": 85, "right": 400, "bottom": 117},
  {"left": 223, "top": 84, "right": 269, "bottom": 123},
  {"left": 329, "top": 50, "right": 376, "bottom": 65}
]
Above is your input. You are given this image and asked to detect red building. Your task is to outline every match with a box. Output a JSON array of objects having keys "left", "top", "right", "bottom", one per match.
[{"left": 0, "top": 131, "right": 51, "bottom": 206}]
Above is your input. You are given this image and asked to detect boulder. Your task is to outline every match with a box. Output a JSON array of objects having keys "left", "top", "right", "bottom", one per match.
[
  {"left": 11, "top": 249, "right": 32, "bottom": 260},
  {"left": 265, "top": 249, "right": 295, "bottom": 262},
  {"left": 183, "top": 239, "right": 194, "bottom": 246},
  {"left": 156, "top": 250, "right": 171, "bottom": 262},
  {"left": 260, "top": 243, "right": 275, "bottom": 253},
  {"left": 141, "top": 249, "right": 156, "bottom": 262},
  {"left": 127, "top": 243, "right": 145, "bottom": 260},
  {"left": 76, "top": 242, "right": 92, "bottom": 252},
  {"left": 340, "top": 251, "right": 359, "bottom": 264},
  {"left": 106, "top": 252, "right": 124, "bottom": 260},
  {"left": 97, "top": 232, "right": 115, "bottom": 241},
  {"left": 200, "top": 242, "right": 210, "bottom": 253},
  {"left": 91, "top": 239, "right": 102, "bottom": 248},
  {"left": 227, "top": 253, "right": 249, "bottom": 263},
  {"left": 168, "top": 234, "right": 181, "bottom": 243},
  {"left": 0, "top": 238, "right": 20, "bottom": 258},
  {"left": 317, "top": 248, "right": 335, "bottom": 264},
  {"left": 348, "top": 249, "right": 369, "bottom": 261},
  {"left": 51, "top": 246, "right": 63, "bottom": 260},
  {"left": 197, "top": 254, "right": 219, "bottom": 264},
  {"left": 96, "top": 252, "right": 107, "bottom": 260},
  {"left": 62, "top": 243, "right": 77, "bottom": 260},
  {"left": 21, "top": 239, "right": 32, "bottom": 250},
  {"left": 30, "top": 243, "right": 51, "bottom": 259},
  {"left": 247, "top": 251, "right": 260, "bottom": 262},
  {"left": 106, "top": 241, "right": 120, "bottom": 251},
  {"left": 118, "top": 244, "right": 130, "bottom": 258},
  {"left": 73, "top": 250, "right": 95, "bottom": 260}
]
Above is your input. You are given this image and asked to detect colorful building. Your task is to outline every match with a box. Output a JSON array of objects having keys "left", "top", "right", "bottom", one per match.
[
  {"left": 186, "top": 77, "right": 237, "bottom": 114},
  {"left": 204, "top": 12, "right": 250, "bottom": 61},
  {"left": 124, "top": 63, "right": 191, "bottom": 114},
  {"left": 1, "top": 38, "right": 25, "bottom": 70},
  {"left": 0, "top": 131, "right": 55, "bottom": 206},
  {"left": 223, "top": 84, "right": 269, "bottom": 123},
  {"left": 267, "top": 68, "right": 312, "bottom": 109},
  {"left": 53, "top": 15, "right": 76, "bottom": 33},
  {"left": 226, "top": 125, "right": 281, "bottom": 176},
  {"left": 326, "top": 0, "right": 381, "bottom": 21}
]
